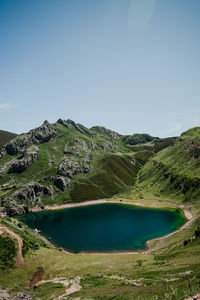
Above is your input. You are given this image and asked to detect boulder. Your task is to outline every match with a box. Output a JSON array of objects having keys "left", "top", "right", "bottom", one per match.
[
  {"left": 57, "top": 157, "right": 81, "bottom": 178},
  {"left": 5, "top": 135, "right": 30, "bottom": 155},
  {"left": 0, "top": 147, "right": 6, "bottom": 159},
  {"left": 8, "top": 146, "right": 39, "bottom": 173},
  {"left": 54, "top": 176, "right": 71, "bottom": 191}
]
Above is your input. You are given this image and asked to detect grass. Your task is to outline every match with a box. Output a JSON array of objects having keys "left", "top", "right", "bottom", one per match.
[{"left": 0, "top": 130, "right": 18, "bottom": 147}]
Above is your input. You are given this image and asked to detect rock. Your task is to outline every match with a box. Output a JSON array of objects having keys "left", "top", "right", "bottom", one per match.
[
  {"left": 57, "top": 119, "right": 96, "bottom": 136},
  {"left": 57, "top": 157, "right": 82, "bottom": 178},
  {"left": 5, "top": 121, "right": 56, "bottom": 155},
  {"left": 2, "top": 182, "right": 52, "bottom": 215},
  {"left": 81, "top": 157, "right": 91, "bottom": 173},
  {"left": 64, "top": 139, "right": 90, "bottom": 157},
  {"left": 30, "top": 120, "right": 57, "bottom": 143},
  {"left": 8, "top": 146, "right": 39, "bottom": 173},
  {"left": 13, "top": 293, "right": 32, "bottom": 300},
  {"left": 2, "top": 199, "right": 27, "bottom": 216},
  {"left": 64, "top": 145, "right": 82, "bottom": 157},
  {"left": 5, "top": 135, "right": 30, "bottom": 155},
  {"left": 0, "top": 147, "right": 6, "bottom": 159},
  {"left": 90, "top": 126, "right": 121, "bottom": 139},
  {"left": 99, "top": 142, "right": 119, "bottom": 152},
  {"left": 54, "top": 176, "right": 71, "bottom": 191},
  {"left": 88, "top": 140, "right": 98, "bottom": 151},
  {"left": 57, "top": 118, "right": 70, "bottom": 128},
  {"left": 0, "top": 289, "right": 32, "bottom": 300}
]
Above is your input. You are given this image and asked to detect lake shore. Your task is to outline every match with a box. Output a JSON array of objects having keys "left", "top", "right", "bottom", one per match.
[{"left": 31, "top": 198, "right": 196, "bottom": 255}]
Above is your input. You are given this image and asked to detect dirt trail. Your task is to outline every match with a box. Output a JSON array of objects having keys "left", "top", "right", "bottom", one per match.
[
  {"left": 30, "top": 267, "right": 44, "bottom": 288},
  {"left": 0, "top": 219, "right": 24, "bottom": 266}
]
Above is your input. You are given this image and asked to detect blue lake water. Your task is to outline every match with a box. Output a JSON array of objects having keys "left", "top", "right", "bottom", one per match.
[{"left": 18, "top": 203, "right": 186, "bottom": 253}]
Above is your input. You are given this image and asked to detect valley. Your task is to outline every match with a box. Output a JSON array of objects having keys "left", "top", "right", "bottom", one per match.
[{"left": 0, "top": 120, "right": 200, "bottom": 300}]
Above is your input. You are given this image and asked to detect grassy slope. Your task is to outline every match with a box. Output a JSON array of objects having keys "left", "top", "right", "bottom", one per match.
[
  {"left": 137, "top": 128, "right": 200, "bottom": 207},
  {"left": 0, "top": 130, "right": 18, "bottom": 147},
  {"left": 0, "top": 122, "right": 153, "bottom": 206}
]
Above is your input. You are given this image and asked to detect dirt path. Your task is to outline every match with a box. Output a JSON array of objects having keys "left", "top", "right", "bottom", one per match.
[
  {"left": 0, "top": 219, "right": 24, "bottom": 266},
  {"left": 30, "top": 267, "right": 44, "bottom": 288}
]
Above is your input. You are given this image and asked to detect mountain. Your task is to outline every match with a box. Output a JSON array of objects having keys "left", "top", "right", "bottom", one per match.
[
  {"left": 0, "top": 120, "right": 200, "bottom": 300},
  {"left": 0, "top": 130, "right": 18, "bottom": 147},
  {"left": 0, "top": 119, "right": 159, "bottom": 216}
]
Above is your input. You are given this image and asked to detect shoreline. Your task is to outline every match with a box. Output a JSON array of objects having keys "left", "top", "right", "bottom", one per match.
[{"left": 30, "top": 198, "right": 196, "bottom": 255}]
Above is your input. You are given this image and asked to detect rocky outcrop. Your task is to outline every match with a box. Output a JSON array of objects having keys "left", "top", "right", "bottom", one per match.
[
  {"left": 5, "top": 121, "right": 56, "bottom": 155},
  {"left": 90, "top": 126, "right": 121, "bottom": 139},
  {"left": 57, "top": 119, "right": 96, "bottom": 136},
  {"left": 54, "top": 176, "right": 71, "bottom": 191},
  {"left": 2, "top": 200, "right": 28, "bottom": 216},
  {"left": 0, "top": 147, "right": 6, "bottom": 159},
  {"left": 2, "top": 182, "right": 52, "bottom": 215},
  {"left": 6, "top": 135, "right": 30, "bottom": 155},
  {"left": 99, "top": 142, "right": 119, "bottom": 152},
  {"left": 30, "top": 120, "right": 57, "bottom": 143},
  {"left": 0, "top": 289, "right": 32, "bottom": 300},
  {"left": 8, "top": 146, "right": 39, "bottom": 173},
  {"left": 64, "top": 139, "right": 90, "bottom": 157},
  {"left": 57, "top": 157, "right": 82, "bottom": 178}
]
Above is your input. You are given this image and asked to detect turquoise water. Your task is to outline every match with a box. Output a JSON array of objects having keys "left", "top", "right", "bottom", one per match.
[{"left": 18, "top": 203, "right": 186, "bottom": 253}]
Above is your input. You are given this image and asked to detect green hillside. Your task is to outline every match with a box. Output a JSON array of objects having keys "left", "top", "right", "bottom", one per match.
[
  {"left": 137, "top": 127, "right": 200, "bottom": 205},
  {"left": 0, "top": 119, "right": 155, "bottom": 215},
  {"left": 0, "top": 130, "right": 17, "bottom": 147}
]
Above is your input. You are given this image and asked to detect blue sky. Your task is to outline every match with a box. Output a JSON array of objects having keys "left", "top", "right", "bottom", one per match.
[{"left": 0, "top": 0, "right": 200, "bottom": 137}]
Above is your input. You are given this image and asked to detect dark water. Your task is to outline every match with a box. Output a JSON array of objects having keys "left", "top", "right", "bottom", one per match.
[{"left": 18, "top": 203, "right": 186, "bottom": 253}]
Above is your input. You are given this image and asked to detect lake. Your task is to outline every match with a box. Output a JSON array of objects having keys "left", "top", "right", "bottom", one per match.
[{"left": 18, "top": 203, "right": 186, "bottom": 253}]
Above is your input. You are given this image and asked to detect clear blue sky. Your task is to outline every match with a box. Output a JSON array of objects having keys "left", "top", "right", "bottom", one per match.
[{"left": 0, "top": 0, "right": 200, "bottom": 137}]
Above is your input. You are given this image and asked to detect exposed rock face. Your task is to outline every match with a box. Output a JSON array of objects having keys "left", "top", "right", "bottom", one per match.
[
  {"left": 30, "top": 120, "right": 57, "bottom": 143},
  {"left": 0, "top": 147, "right": 6, "bottom": 159},
  {"left": 54, "top": 176, "right": 71, "bottom": 191},
  {"left": 8, "top": 146, "right": 39, "bottom": 173},
  {"left": 6, "top": 135, "right": 29, "bottom": 155},
  {"left": 5, "top": 121, "right": 56, "bottom": 155},
  {"left": 2, "top": 182, "right": 52, "bottom": 215},
  {"left": 57, "top": 119, "right": 96, "bottom": 136},
  {"left": 100, "top": 142, "right": 119, "bottom": 152},
  {"left": 81, "top": 157, "right": 91, "bottom": 173},
  {"left": 64, "top": 139, "right": 90, "bottom": 157},
  {"left": 14, "top": 182, "right": 52, "bottom": 203},
  {"left": 2, "top": 200, "right": 27, "bottom": 216},
  {"left": 90, "top": 126, "right": 121, "bottom": 139},
  {"left": 57, "top": 157, "right": 82, "bottom": 178}
]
